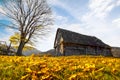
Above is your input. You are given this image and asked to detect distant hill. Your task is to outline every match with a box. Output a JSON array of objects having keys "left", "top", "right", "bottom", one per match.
[
  {"left": 41, "top": 49, "right": 56, "bottom": 56},
  {"left": 22, "top": 47, "right": 41, "bottom": 56},
  {"left": 10, "top": 46, "right": 41, "bottom": 56}
]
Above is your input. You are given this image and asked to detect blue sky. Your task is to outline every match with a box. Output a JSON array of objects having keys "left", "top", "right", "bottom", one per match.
[{"left": 0, "top": 0, "right": 120, "bottom": 51}]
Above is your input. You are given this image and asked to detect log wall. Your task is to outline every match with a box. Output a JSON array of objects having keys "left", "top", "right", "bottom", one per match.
[{"left": 56, "top": 42, "right": 112, "bottom": 56}]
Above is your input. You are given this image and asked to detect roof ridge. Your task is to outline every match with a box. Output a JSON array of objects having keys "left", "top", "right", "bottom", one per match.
[
  {"left": 58, "top": 28, "right": 94, "bottom": 38},
  {"left": 56, "top": 28, "right": 110, "bottom": 48}
]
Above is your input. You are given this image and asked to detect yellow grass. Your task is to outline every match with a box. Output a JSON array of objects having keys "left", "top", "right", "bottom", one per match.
[{"left": 0, "top": 54, "right": 120, "bottom": 80}]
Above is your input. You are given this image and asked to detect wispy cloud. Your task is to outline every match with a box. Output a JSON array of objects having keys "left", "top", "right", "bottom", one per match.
[
  {"left": 0, "top": 27, "right": 15, "bottom": 44},
  {"left": 0, "top": 6, "right": 7, "bottom": 19},
  {"left": 0, "top": 0, "right": 120, "bottom": 51},
  {"left": 82, "top": 0, "right": 120, "bottom": 21},
  {"left": 80, "top": 0, "right": 120, "bottom": 47},
  {"left": 53, "top": 13, "right": 68, "bottom": 24},
  {"left": 112, "top": 18, "right": 120, "bottom": 28},
  {"left": 48, "top": 0, "right": 88, "bottom": 21}
]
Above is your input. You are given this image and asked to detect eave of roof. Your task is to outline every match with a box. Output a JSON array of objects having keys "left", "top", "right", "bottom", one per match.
[{"left": 54, "top": 28, "right": 110, "bottom": 48}]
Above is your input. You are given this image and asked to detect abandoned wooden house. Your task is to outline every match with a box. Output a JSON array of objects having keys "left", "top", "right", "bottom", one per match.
[{"left": 54, "top": 28, "right": 112, "bottom": 56}]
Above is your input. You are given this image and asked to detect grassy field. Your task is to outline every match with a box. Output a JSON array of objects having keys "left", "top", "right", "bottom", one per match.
[{"left": 0, "top": 55, "right": 120, "bottom": 80}]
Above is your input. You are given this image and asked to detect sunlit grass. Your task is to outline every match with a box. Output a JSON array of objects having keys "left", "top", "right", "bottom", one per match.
[{"left": 0, "top": 54, "right": 120, "bottom": 80}]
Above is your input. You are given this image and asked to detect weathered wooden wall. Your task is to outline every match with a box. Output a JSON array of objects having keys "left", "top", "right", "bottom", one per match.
[
  {"left": 54, "top": 32, "right": 61, "bottom": 56},
  {"left": 111, "top": 47, "right": 120, "bottom": 57},
  {"left": 56, "top": 42, "right": 112, "bottom": 56}
]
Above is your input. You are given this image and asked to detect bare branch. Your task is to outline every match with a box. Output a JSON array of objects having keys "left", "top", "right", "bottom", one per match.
[{"left": 0, "top": 0, "right": 52, "bottom": 55}]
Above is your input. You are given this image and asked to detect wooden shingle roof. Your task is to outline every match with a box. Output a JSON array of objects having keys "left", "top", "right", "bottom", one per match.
[{"left": 54, "top": 28, "right": 110, "bottom": 48}]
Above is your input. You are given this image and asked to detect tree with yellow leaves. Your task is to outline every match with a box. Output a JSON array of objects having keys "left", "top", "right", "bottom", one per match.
[
  {"left": 9, "top": 32, "right": 34, "bottom": 55},
  {"left": 1, "top": 0, "right": 52, "bottom": 56}
]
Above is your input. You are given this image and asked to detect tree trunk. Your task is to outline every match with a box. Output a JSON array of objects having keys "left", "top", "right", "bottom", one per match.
[
  {"left": 16, "top": 41, "right": 25, "bottom": 56},
  {"left": 7, "top": 42, "right": 12, "bottom": 55}
]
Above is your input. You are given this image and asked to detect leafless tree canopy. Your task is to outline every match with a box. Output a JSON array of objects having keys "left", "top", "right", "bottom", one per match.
[{"left": 0, "top": 0, "right": 52, "bottom": 55}]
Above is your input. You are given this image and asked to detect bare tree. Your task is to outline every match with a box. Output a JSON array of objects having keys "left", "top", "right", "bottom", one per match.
[{"left": 0, "top": 0, "right": 52, "bottom": 56}]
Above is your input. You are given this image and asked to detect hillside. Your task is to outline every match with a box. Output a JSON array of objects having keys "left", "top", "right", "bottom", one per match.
[
  {"left": 0, "top": 55, "right": 120, "bottom": 80},
  {"left": 22, "top": 47, "right": 41, "bottom": 56},
  {"left": 41, "top": 49, "right": 56, "bottom": 56},
  {"left": 9, "top": 46, "right": 41, "bottom": 56}
]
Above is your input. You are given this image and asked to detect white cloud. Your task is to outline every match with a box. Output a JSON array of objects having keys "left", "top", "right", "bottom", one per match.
[
  {"left": 48, "top": 0, "right": 86, "bottom": 20},
  {"left": 0, "top": 6, "right": 6, "bottom": 14},
  {"left": 53, "top": 13, "right": 68, "bottom": 24},
  {"left": 0, "top": 27, "right": 15, "bottom": 45},
  {"left": 82, "top": 0, "right": 120, "bottom": 31},
  {"left": 49, "top": 0, "right": 120, "bottom": 21},
  {"left": 80, "top": 0, "right": 120, "bottom": 47},
  {"left": 1, "top": 0, "right": 120, "bottom": 51},
  {"left": 116, "top": 0, "right": 120, "bottom": 6},
  {"left": 82, "top": 0, "right": 119, "bottom": 21},
  {"left": 31, "top": 0, "right": 120, "bottom": 50},
  {"left": 0, "top": 6, "right": 7, "bottom": 19},
  {"left": 34, "top": 24, "right": 60, "bottom": 51},
  {"left": 48, "top": 0, "right": 65, "bottom": 8},
  {"left": 112, "top": 18, "right": 120, "bottom": 28},
  {"left": 0, "top": 34, "right": 10, "bottom": 44}
]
